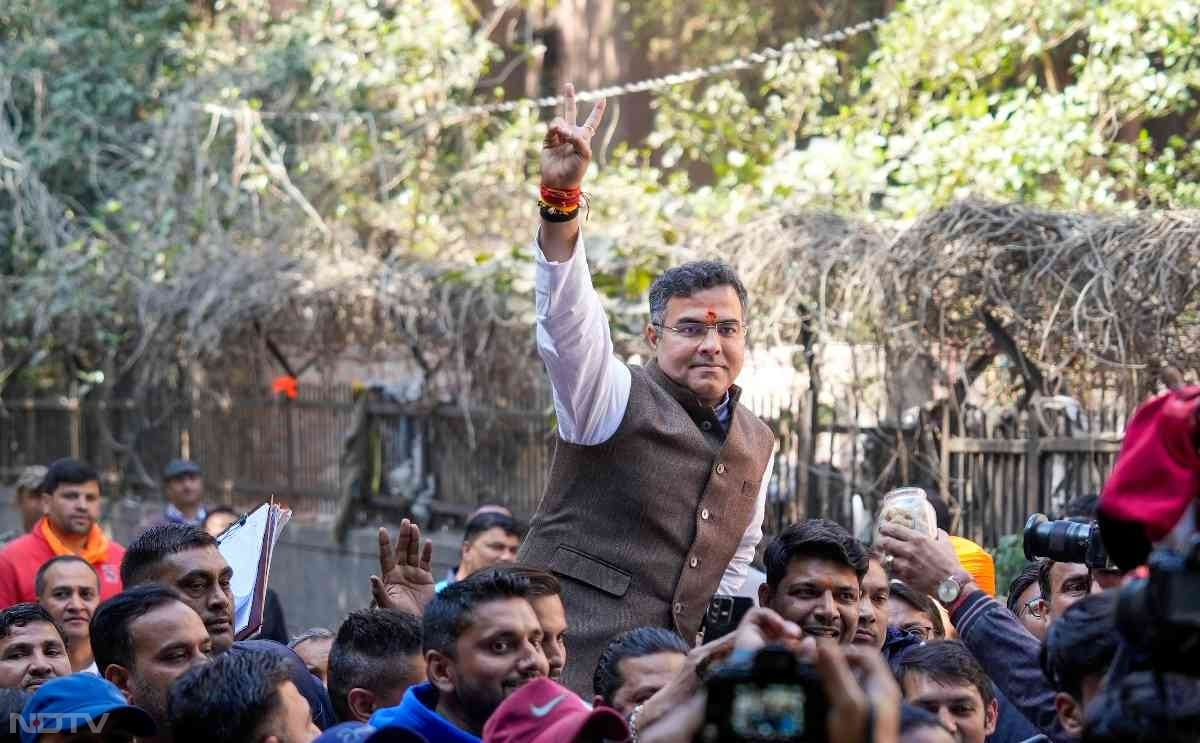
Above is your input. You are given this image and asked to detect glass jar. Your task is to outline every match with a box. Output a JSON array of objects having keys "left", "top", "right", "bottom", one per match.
[{"left": 875, "top": 487, "right": 937, "bottom": 544}]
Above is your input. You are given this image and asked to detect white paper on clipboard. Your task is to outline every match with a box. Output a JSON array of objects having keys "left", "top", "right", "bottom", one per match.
[{"left": 216, "top": 501, "right": 291, "bottom": 639}]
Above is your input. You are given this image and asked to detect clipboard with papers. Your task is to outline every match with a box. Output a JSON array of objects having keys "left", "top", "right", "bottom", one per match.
[{"left": 215, "top": 500, "right": 292, "bottom": 640}]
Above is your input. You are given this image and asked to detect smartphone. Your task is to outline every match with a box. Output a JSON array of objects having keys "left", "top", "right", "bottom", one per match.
[{"left": 703, "top": 595, "right": 755, "bottom": 642}]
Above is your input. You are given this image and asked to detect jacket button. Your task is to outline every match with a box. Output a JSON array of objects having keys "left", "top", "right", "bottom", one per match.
[
  {"left": 715, "top": 463, "right": 727, "bottom": 475},
  {"left": 689, "top": 556, "right": 699, "bottom": 568},
  {"left": 701, "top": 421, "right": 712, "bottom": 431},
  {"left": 673, "top": 602, "right": 683, "bottom": 614},
  {"left": 701, "top": 508, "right": 710, "bottom": 520}
]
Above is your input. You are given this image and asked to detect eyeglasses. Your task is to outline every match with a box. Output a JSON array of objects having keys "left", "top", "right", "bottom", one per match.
[
  {"left": 1018, "top": 597, "right": 1047, "bottom": 619},
  {"left": 653, "top": 321, "right": 748, "bottom": 340},
  {"left": 900, "top": 623, "right": 935, "bottom": 641}
]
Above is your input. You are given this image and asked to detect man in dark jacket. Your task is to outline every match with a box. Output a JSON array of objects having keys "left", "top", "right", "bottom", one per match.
[{"left": 880, "top": 522, "right": 1068, "bottom": 742}]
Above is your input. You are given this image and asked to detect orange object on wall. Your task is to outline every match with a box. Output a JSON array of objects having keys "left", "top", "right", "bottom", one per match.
[{"left": 271, "top": 375, "right": 298, "bottom": 399}]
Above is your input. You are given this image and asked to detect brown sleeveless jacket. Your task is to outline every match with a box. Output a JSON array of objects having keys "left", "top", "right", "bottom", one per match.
[{"left": 518, "top": 361, "right": 775, "bottom": 694}]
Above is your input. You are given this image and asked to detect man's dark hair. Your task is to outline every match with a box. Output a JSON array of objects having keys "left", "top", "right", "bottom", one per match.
[
  {"left": 34, "top": 555, "right": 98, "bottom": 598},
  {"left": 0, "top": 604, "right": 66, "bottom": 646},
  {"left": 90, "top": 585, "right": 185, "bottom": 673},
  {"left": 593, "top": 627, "right": 689, "bottom": 704},
  {"left": 1040, "top": 591, "right": 1119, "bottom": 699},
  {"left": 763, "top": 518, "right": 868, "bottom": 589},
  {"left": 476, "top": 565, "right": 560, "bottom": 597},
  {"left": 1037, "top": 558, "right": 1056, "bottom": 606},
  {"left": 121, "top": 523, "right": 219, "bottom": 586},
  {"left": 168, "top": 648, "right": 293, "bottom": 743},
  {"left": 648, "top": 260, "right": 749, "bottom": 326},
  {"left": 888, "top": 581, "right": 946, "bottom": 638},
  {"left": 1083, "top": 672, "right": 1200, "bottom": 743},
  {"left": 895, "top": 640, "right": 995, "bottom": 710},
  {"left": 1063, "top": 493, "right": 1100, "bottom": 521},
  {"left": 1006, "top": 561, "right": 1044, "bottom": 615},
  {"left": 0, "top": 689, "right": 30, "bottom": 743},
  {"left": 328, "top": 609, "right": 423, "bottom": 723},
  {"left": 423, "top": 570, "right": 531, "bottom": 658},
  {"left": 462, "top": 512, "right": 520, "bottom": 546},
  {"left": 40, "top": 458, "right": 99, "bottom": 495}
]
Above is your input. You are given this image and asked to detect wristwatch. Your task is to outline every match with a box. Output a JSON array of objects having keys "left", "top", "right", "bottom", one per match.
[{"left": 936, "top": 572, "right": 970, "bottom": 604}]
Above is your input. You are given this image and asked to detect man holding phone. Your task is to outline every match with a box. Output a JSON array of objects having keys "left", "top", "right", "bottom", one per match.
[{"left": 519, "top": 83, "right": 776, "bottom": 694}]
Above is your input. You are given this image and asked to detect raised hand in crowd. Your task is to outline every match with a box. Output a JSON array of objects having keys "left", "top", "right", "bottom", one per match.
[
  {"left": 541, "top": 83, "right": 606, "bottom": 193},
  {"left": 647, "top": 607, "right": 800, "bottom": 720},
  {"left": 638, "top": 607, "right": 900, "bottom": 743},
  {"left": 538, "top": 83, "right": 606, "bottom": 261},
  {"left": 729, "top": 606, "right": 804, "bottom": 654},
  {"left": 369, "top": 520, "right": 434, "bottom": 616},
  {"left": 877, "top": 522, "right": 972, "bottom": 598},
  {"left": 817, "top": 641, "right": 901, "bottom": 743}
]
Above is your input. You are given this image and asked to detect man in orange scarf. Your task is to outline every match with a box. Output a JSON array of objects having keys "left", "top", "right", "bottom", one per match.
[{"left": 0, "top": 458, "right": 125, "bottom": 606}]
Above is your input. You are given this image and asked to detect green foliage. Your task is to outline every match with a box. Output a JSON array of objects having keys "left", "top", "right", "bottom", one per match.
[
  {"left": 991, "top": 533, "right": 1029, "bottom": 601},
  {"left": 5, "top": 0, "right": 1200, "bottom": 400},
  {"left": 801, "top": 0, "right": 1200, "bottom": 215},
  {"left": 1, "top": 0, "right": 191, "bottom": 208}
]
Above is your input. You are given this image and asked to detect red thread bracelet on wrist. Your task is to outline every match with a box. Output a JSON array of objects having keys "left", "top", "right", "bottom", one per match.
[{"left": 540, "top": 184, "right": 582, "bottom": 209}]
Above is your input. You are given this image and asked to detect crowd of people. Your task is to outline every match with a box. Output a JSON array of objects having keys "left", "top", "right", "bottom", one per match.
[
  {"left": 0, "top": 454, "right": 1195, "bottom": 743},
  {"left": 0, "top": 82, "right": 1196, "bottom": 742}
]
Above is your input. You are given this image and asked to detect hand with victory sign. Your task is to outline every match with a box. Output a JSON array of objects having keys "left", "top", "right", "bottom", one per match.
[{"left": 539, "top": 83, "right": 607, "bottom": 263}]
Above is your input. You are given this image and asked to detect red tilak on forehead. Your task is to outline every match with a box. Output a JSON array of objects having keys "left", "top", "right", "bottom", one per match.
[{"left": 705, "top": 309, "right": 717, "bottom": 324}]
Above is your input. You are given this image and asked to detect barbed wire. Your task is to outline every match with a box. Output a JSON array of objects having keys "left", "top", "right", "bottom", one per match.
[{"left": 194, "top": 9, "right": 902, "bottom": 126}]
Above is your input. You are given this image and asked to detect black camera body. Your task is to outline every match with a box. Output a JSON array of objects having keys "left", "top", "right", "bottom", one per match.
[
  {"left": 1023, "top": 513, "right": 1110, "bottom": 568},
  {"left": 1115, "top": 538, "right": 1200, "bottom": 675},
  {"left": 700, "top": 645, "right": 828, "bottom": 743}
]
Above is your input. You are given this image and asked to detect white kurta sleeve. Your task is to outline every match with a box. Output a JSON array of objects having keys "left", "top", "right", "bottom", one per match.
[{"left": 534, "top": 232, "right": 631, "bottom": 446}]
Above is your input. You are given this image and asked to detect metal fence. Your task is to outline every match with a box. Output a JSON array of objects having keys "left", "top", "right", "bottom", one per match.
[
  {"left": 942, "top": 406, "right": 1126, "bottom": 547},
  {"left": 0, "top": 384, "right": 1130, "bottom": 545}
]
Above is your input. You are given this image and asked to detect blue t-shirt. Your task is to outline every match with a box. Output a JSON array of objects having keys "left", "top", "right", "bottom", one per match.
[{"left": 370, "top": 683, "right": 480, "bottom": 743}]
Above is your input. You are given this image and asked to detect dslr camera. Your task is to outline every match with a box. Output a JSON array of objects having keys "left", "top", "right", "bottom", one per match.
[
  {"left": 1023, "top": 513, "right": 1110, "bottom": 568},
  {"left": 700, "top": 645, "right": 827, "bottom": 742},
  {"left": 1114, "top": 537, "right": 1200, "bottom": 676},
  {"left": 1026, "top": 512, "right": 1200, "bottom": 674}
]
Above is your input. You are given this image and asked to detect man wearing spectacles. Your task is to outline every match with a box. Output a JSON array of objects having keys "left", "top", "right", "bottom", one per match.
[
  {"left": 1006, "top": 562, "right": 1048, "bottom": 642},
  {"left": 519, "top": 83, "right": 776, "bottom": 694}
]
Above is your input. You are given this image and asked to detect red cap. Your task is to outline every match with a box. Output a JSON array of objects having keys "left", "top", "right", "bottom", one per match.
[
  {"left": 1100, "top": 386, "right": 1200, "bottom": 542},
  {"left": 483, "top": 679, "right": 629, "bottom": 743}
]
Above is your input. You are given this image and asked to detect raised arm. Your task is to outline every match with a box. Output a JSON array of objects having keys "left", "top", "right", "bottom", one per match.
[
  {"left": 535, "top": 84, "right": 630, "bottom": 445},
  {"left": 538, "top": 83, "right": 606, "bottom": 262},
  {"left": 880, "top": 524, "right": 1063, "bottom": 739}
]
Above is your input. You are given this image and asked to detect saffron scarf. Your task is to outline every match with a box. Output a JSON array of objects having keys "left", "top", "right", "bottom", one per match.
[{"left": 37, "top": 517, "right": 111, "bottom": 565}]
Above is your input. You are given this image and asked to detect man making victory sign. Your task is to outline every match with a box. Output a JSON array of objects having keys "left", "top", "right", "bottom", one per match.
[{"left": 519, "top": 83, "right": 776, "bottom": 694}]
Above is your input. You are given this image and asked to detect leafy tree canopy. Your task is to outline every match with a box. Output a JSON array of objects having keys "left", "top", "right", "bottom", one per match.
[{"left": 2, "top": 0, "right": 1198, "bottom": 406}]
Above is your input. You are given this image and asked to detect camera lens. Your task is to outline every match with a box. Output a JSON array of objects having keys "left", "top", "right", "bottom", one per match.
[{"left": 1023, "top": 513, "right": 1096, "bottom": 564}]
